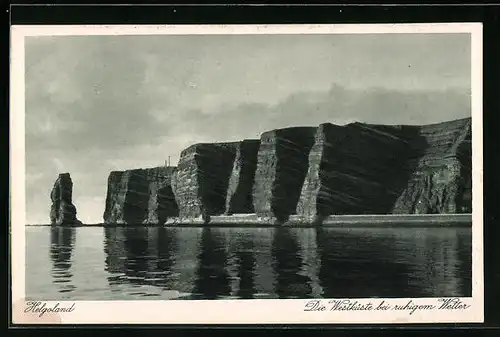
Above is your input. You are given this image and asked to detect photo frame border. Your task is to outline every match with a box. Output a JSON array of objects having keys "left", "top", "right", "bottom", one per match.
[{"left": 8, "top": 3, "right": 500, "bottom": 328}]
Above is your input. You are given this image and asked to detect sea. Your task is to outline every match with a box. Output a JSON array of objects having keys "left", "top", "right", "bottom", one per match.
[{"left": 25, "top": 225, "right": 472, "bottom": 300}]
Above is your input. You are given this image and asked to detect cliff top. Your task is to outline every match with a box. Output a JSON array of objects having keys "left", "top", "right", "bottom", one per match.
[
  {"left": 54, "top": 173, "right": 73, "bottom": 186},
  {"left": 351, "top": 117, "right": 471, "bottom": 130},
  {"left": 261, "top": 126, "right": 317, "bottom": 135},
  {"left": 105, "top": 117, "right": 470, "bottom": 175},
  {"left": 179, "top": 141, "right": 245, "bottom": 158},
  {"left": 109, "top": 166, "right": 177, "bottom": 175}
]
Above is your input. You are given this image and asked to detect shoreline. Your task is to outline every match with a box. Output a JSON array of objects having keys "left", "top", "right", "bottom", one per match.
[{"left": 28, "top": 213, "right": 473, "bottom": 228}]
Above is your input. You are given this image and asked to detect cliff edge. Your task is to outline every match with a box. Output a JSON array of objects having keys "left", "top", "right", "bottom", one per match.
[
  {"left": 103, "top": 166, "right": 178, "bottom": 225},
  {"left": 98, "top": 117, "right": 472, "bottom": 226},
  {"left": 391, "top": 118, "right": 472, "bottom": 214}
]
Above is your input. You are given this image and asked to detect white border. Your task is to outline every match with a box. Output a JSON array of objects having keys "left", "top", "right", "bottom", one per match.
[{"left": 10, "top": 23, "right": 484, "bottom": 325}]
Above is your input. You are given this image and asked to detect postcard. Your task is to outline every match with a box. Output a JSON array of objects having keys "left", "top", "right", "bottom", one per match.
[{"left": 10, "top": 23, "right": 483, "bottom": 325}]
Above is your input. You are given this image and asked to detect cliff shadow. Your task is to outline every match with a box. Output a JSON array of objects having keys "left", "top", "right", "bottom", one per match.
[
  {"left": 271, "top": 227, "right": 313, "bottom": 299},
  {"left": 49, "top": 227, "right": 76, "bottom": 293},
  {"left": 197, "top": 144, "right": 237, "bottom": 216},
  {"left": 272, "top": 128, "right": 316, "bottom": 223},
  {"left": 374, "top": 124, "right": 430, "bottom": 214},
  {"left": 192, "top": 228, "right": 231, "bottom": 299},
  {"left": 123, "top": 172, "right": 150, "bottom": 224},
  {"left": 324, "top": 124, "right": 430, "bottom": 215},
  {"left": 156, "top": 184, "right": 179, "bottom": 224},
  {"left": 103, "top": 172, "right": 124, "bottom": 222},
  {"left": 226, "top": 140, "right": 260, "bottom": 215},
  {"left": 315, "top": 227, "right": 427, "bottom": 298}
]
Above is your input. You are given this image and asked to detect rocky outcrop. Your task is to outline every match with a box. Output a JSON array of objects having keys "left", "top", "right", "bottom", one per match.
[
  {"left": 171, "top": 143, "right": 238, "bottom": 220},
  {"left": 98, "top": 117, "right": 471, "bottom": 225},
  {"left": 103, "top": 167, "right": 177, "bottom": 224},
  {"left": 50, "top": 173, "right": 82, "bottom": 226},
  {"left": 296, "top": 118, "right": 472, "bottom": 219},
  {"left": 252, "top": 127, "right": 317, "bottom": 222},
  {"left": 392, "top": 118, "right": 472, "bottom": 214},
  {"left": 146, "top": 181, "right": 179, "bottom": 224},
  {"left": 296, "top": 123, "right": 413, "bottom": 218},
  {"left": 225, "top": 140, "right": 260, "bottom": 215}
]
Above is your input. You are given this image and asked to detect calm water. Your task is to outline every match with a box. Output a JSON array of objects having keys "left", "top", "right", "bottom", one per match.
[{"left": 25, "top": 225, "right": 472, "bottom": 300}]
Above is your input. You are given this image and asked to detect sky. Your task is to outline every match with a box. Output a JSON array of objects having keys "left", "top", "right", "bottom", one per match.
[{"left": 24, "top": 33, "right": 472, "bottom": 224}]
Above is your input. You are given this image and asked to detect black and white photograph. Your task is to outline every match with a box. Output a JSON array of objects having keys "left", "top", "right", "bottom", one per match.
[{"left": 10, "top": 23, "right": 483, "bottom": 324}]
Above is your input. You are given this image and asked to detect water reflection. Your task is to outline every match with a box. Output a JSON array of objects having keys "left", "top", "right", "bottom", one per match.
[
  {"left": 316, "top": 227, "right": 421, "bottom": 298},
  {"left": 399, "top": 228, "right": 472, "bottom": 297},
  {"left": 271, "top": 228, "right": 313, "bottom": 298},
  {"left": 225, "top": 228, "right": 275, "bottom": 299},
  {"left": 39, "top": 225, "right": 474, "bottom": 300},
  {"left": 315, "top": 228, "right": 472, "bottom": 298},
  {"left": 49, "top": 227, "right": 76, "bottom": 293},
  {"left": 233, "top": 235, "right": 257, "bottom": 299},
  {"left": 104, "top": 227, "right": 178, "bottom": 290},
  {"left": 456, "top": 230, "right": 473, "bottom": 296},
  {"left": 192, "top": 228, "right": 231, "bottom": 299}
]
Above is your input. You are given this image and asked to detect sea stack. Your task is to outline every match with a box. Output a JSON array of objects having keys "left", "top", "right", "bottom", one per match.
[{"left": 50, "top": 173, "right": 82, "bottom": 226}]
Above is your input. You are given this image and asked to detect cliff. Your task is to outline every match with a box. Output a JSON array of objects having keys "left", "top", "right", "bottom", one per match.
[
  {"left": 171, "top": 142, "right": 239, "bottom": 220},
  {"left": 103, "top": 166, "right": 177, "bottom": 224},
  {"left": 225, "top": 140, "right": 260, "bottom": 215},
  {"left": 252, "top": 127, "right": 317, "bottom": 222},
  {"left": 97, "top": 117, "right": 472, "bottom": 226},
  {"left": 296, "top": 122, "right": 419, "bottom": 218},
  {"left": 391, "top": 118, "right": 472, "bottom": 214},
  {"left": 50, "top": 173, "right": 82, "bottom": 226},
  {"left": 296, "top": 118, "right": 472, "bottom": 219}
]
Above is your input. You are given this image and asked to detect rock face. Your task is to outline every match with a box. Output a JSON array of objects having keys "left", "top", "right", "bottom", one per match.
[
  {"left": 225, "top": 140, "right": 260, "bottom": 215},
  {"left": 296, "top": 118, "right": 472, "bottom": 219},
  {"left": 103, "top": 167, "right": 177, "bottom": 224},
  {"left": 171, "top": 143, "right": 238, "bottom": 219},
  {"left": 100, "top": 117, "right": 472, "bottom": 225},
  {"left": 252, "top": 127, "right": 317, "bottom": 222},
  {"left": 50, "top": 173, "right": 82, "bottom": 225},
  {"left": 296, "top": 123, "right": 413, "bottom": 218},
  {"left": 392, "top": 118, "right": 472, "bottom": 214}
]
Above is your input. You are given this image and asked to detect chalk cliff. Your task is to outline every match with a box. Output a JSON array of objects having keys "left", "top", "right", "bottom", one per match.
[
  {"left": 50, "top": 173, "right": 82, "bottom": 226},
  {"left": 103, "top": 167, "right": 177, "bottom": 224}
]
